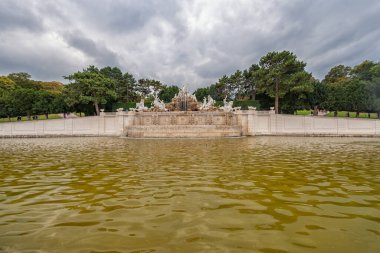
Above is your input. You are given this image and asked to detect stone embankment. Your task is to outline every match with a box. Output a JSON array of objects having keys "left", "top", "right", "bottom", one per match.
[{"left": 1, "top": 110, "right": 379, "bottom": 138}]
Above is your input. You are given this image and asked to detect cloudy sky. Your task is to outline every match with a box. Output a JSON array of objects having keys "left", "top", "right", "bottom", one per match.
[{"left": 1, "top": 0, "right": 380, "bottom": 90}]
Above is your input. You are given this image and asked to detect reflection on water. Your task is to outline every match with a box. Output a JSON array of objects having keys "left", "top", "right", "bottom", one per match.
[{"left": 0, "top": 137, "right": 379, "bottom": 253}]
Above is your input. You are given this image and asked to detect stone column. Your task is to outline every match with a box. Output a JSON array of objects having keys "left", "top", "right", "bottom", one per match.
[
  {"left": 126, "top": 110, "right": 136, "bottom": 127},
  {"left": 269, "top": 107, "right": 276, "bottom": 134},
  {"left": 116, "top": 108, "right": 126, "bottom": 136},
  {"left": 247, "top": 107, "right": 256, "bottom": 136},
  {"left": 98, "top": 109, "right": 105, "bottom": 135}
]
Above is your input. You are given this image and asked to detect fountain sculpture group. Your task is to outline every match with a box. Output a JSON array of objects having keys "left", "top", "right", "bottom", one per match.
[
  {"left": 126, "top": 86, "right": 243, "bottom": 138},
  {"left": 131, "top": 85, "right": 238, "bottom": 113}
]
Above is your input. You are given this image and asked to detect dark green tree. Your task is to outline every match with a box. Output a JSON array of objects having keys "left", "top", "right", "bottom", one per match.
[
  {"left": 308, "top": 80, "right": 328, "bottom": 115},
  {"left": 32, "top": 90, "right": 55, "bottom": 118},
  {"left": 255, "top": 51, "right": 311, "bottom": 114},
  {"left": 7, "top": 72, "right": 35, "bottom": 89},
  {"left": 345, "top": 80, "right": 373, "bottom": 116},
  {"left": 243, "top": 64, "right": 260, "bottom": 100},
  {"left": 193, "top": 87, "right": 212, "bottom": 101},
  {"left": 214, "top": 75, "right": 231, "bottom": 100},
  {"left": 323, "top": 65, "right": 352, "bottom": 84},
  {"left": 64, "top": 66, "right": 116, "bottom": 115},
  {"left": 159, "top": 85, "right": 179, "bottom": 103},
  {"left": 351, "top": 60, "right": 376, "bottom": 81},
  {"left": 119, "top": 72, "right": 137, "bottom": 102},
  {"left": 135, "top": 79, "right": 164, "bottom": 99},
  {"left": 8, "top": 88, "right": 37, "bottom": 119}
]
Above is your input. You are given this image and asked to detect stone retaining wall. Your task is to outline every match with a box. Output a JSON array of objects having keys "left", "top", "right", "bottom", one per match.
[
  {"left": 245, "top": 110, "right": 380, "bottom": 137},
  {"left": 1, "top": 110, "right": 379, "bottom": 138}
]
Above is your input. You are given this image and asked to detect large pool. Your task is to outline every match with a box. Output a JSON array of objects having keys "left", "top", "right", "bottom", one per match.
[{"left": 0, "top": 137, "right": 379, "bottom": 252}]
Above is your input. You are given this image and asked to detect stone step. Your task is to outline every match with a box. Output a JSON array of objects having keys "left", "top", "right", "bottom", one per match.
[{"left": 126, "top": 125, "right": 242, "bottom": 138}]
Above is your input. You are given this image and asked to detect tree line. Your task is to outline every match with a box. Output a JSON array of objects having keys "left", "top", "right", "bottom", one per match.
[
  {"left": 0, "top": 67, "right": 179, "bottom": 119},
  {"left": 1, "top": 51, "right": 379, "bottom": 119},
  {"left": 193, "top": 51, "right": 380, "bottom": 116}
]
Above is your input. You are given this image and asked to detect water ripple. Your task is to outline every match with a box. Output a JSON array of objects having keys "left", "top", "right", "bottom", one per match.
[{"left": 0, "top": 137, "right": 379, "bottom": 252}]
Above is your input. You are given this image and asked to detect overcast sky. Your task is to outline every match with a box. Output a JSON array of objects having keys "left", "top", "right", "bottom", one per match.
[{"left": 1, "top": 0, "right": 379, "bottom": 90}]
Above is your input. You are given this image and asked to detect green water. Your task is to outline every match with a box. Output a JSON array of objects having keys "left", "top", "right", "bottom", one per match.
[{"left": 0, "top": 137, "right": 379, "bottom": 253}]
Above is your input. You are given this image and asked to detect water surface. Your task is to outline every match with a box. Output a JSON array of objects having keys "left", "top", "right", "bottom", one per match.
[{"left": 0, "top": 137, "right": 379, "bottom": 252}]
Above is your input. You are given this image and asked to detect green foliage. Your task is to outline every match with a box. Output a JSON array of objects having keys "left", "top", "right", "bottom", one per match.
[
  {"left": 7, "top": 72, "right": 36, "bottom": 89},
  {"left": 135, "top": 79, "right": 164, "bottom": 98},
  {"left": 294, "top": 110, "right": 312, "bottom": 115},
  {"left": 2, "top": 56, "right": 380, "bottom": 119},
  {"left": 193, "top": 85, "right": 218, "bottom": 101},
  {"left": 159, "top": 85, "right": 179, "bottom": 103},
  {"left": 323, "top": 65, "right": 352, "bottom": 84},
  {"left": 0, "top": 76, "right": 16, "bottom": 90},
  {"left": 64, "top": 66, "right": 117, "bottom": 115},
  {"left": 254, "top": 51, "right": 312, "bottom": 113}
]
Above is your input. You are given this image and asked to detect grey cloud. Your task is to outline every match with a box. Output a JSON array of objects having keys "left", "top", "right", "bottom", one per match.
[
  {"left": 0, "top": 44, "right": 77, "bottom": 82},
  {"left": 0, "top": 1, "right": 44, "bottom": 32},
  {"left": 63, "top": 31, "right": 120, "bottom": 68},
  {"left": 71, "top": 0, "right": 182, "bottom": 34},
  {"left": 0, "top": 0, "right": 379, "bottom": 89},
  {"left": 269, "top": 0, "right": 380, "bottom": 78}
]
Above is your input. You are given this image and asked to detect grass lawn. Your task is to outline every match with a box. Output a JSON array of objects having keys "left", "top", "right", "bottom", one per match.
[
  {"left": 325, "top": 111, "right": 378, "bottom": 119},
  {"left": 295, "top": 110, "right": 378, "bottom": 119},
  {"left": 0, "top": 114, "right": 62, "bottom": 123},
  {"left": 294, "top": 110, "right": 312, "bottom": 115}
]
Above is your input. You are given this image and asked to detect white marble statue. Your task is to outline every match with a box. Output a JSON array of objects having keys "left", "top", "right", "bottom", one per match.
[
  {"left": 152, "top": 94, "right": 167, "bottom": 111},
  {"left": 200, "top": 97, "right": 207, "bottom": 110},
  {"left": 136, "top": 99, "right": 148, "bottom": 111},
  {"left": 206, "top": 95, "right": 215, "bottom": 108},
  {"left": 199, "top": 95, "right": 216, "bottom": 111},
  {"left": 222, "top": 96, "right": 233, "bottom": 112}
]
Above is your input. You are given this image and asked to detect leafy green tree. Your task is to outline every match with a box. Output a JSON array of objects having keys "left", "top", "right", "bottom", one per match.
[
  {"left": 159, "top": 85, "right": 179, "bottom": 103},
  {"left": 308, "top": 80, "right": 328, "bottom": 115},
  {"left": 32, "top": 90, "right": 56, "bottom": 118},
  {"left": 119, "top": 72, "right": 137, "bottom": 102},
  {"left": 281, "top": 73, "right": 315, "bottom": 113},
  {"left": 0, "top": 90, "right": 10, "bottom": 119},
  {"left": 322, "top": 84, "right": 348, "bottom": 116},
  {"left": 229, "top": 70, "right": 245, "bottom": 99},
  {"left": 64, "top": 66, "right": 116, "bottom": 115},
  {"left": 345, "top": 80, "right": 373, "bottom": 116},
  {"left": 351, "top": 60, "right": 376, "bottom": 81},
  {"left": 7, "top": 72, "right": 35, "bottom": 89},
  {"left": 243, "top": 64, "right": 260, "bottom": 100},
  {"left": 0, "top": 76, "right": 16, "bottom": 90},
  {"left": 100, "top": 66, "right": 123, "bottom": 81},
  {"left": 255, "top": 51, "right": 311, "bottom": 114},
  {"left": 323, "top": 65, "right": 352, "bottom": 84},
  {"left": 8, "top": 88, "right": 37, "bottom": 118},
  {"left": 135, "top": 79, "right": 164, "bottom": 98},
  {"left": 367, "top": 62, "right": 380, "bottom": 117},
  {"left": 194, "top": 87, "right": 211, "bottom": 101},
  {"left": 214, "top": 75, "right": 231, "bottom": 100}
]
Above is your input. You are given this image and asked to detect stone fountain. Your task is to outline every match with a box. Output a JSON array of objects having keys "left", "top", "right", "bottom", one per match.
[{"left": 126, "top": 86, "right": 242, "bottom": 138}]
